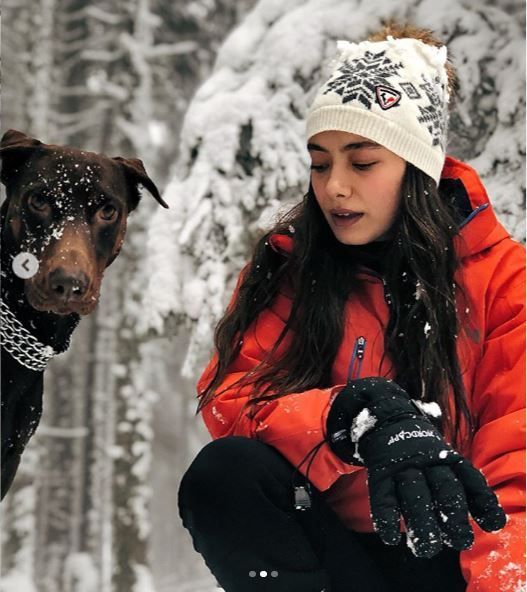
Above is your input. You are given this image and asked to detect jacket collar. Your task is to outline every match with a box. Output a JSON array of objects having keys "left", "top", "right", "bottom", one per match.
[
  {"left": 441, "top": 156, "right": 509, "bottom": 258},
  {"left": 269, "top": 155, "right": 510, "bottom": 260}
]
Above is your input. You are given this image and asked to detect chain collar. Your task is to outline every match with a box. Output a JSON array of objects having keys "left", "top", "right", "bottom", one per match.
[{"left": 0, "top": 298, "right": 58, "bottom": 371}]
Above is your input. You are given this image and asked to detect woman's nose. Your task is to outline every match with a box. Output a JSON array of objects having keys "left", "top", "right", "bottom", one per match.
[{"left": 326, "top": 166, "right": 352, "bottom": 198}]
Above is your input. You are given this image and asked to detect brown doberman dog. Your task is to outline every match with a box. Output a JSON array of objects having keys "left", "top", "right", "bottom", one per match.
[{"left": 0, "top": 129, "right": 168, "bottom": 498}]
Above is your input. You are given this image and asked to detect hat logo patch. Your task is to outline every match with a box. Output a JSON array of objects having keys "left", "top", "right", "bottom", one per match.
[{"left": 375, "top": 85, "right": 401, "bottom": 110}]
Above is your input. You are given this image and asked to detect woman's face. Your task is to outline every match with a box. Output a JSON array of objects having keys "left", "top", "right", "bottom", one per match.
[{"left": 308, "top": 130, "right": 407, "bottom": 245}]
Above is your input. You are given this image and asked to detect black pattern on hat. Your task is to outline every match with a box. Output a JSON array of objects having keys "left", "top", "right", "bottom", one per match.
[
  {"left": 417, "top": 74, "right": 448, "bottom": 149},
  {"left": 323, "top": 50, "right": 404, "bottom": 108}
]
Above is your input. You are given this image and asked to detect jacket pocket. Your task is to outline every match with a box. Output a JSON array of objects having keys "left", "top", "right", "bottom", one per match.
[{"left": 347, "top": 336, "right": 367, "bottom": 382}]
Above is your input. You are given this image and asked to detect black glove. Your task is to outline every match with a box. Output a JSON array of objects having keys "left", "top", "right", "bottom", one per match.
[{"left": 326, "top": 377, "right": 507, "bottom": 558}]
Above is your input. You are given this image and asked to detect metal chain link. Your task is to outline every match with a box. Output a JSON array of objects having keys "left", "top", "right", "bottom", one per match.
[{"left": 0, "top": 298, "right": 57, "bottom": 371}]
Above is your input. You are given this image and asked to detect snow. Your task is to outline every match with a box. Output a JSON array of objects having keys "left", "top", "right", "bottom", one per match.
[
  {"left": 62, "top": 553, "right": 98, "bottom": 592},
  {"left": 412, "top": 400, "right": 442, "bottom": 418},
  {"left": 350, "top": 407, "right": 377, "bottom": 441},
  {"left": 3, "top": 1, "right": 525, "bottom": 590},
  {"left": 138, "top": 0, "right": 525, "bottom": 379},
  {"left": 0, "top": 571, "right": 38, "bottom": 592},
  {"left": 405, "top": 527, "right": 418, "bottom": 556},
  {"left": 148, "top": 121, "right": 167, "bottom": 147},
  {"left": 0, "top": 450, "right": 38, "bottom": 584},
  {"left": 211, "top": 405, "right": 228, "bottom": 425},
  {"left": 472, "top": 522, "right": 526, "bottom": 590},
  {"left": 133, "top": 563, "right": 157, "bottom": 592}
]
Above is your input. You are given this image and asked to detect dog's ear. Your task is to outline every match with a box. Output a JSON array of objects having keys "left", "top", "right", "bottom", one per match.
[
  {"left": 0, "top": 129, "right": 44, "bottom": 186},
  {"left": 113, "top": 156, "right": 169, "bottom": 211},
  {"left": 1, "top": 129, "right": 42, "bottom": 149}
]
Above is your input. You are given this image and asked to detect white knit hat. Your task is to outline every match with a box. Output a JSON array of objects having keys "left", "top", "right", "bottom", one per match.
[{"left": 306, "top": 36, "right": 451, "bottom": 185}]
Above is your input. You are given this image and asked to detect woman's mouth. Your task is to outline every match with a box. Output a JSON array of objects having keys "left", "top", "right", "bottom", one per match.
[{"left": 330, "top": 212, "right": 364, "bottom": 228}]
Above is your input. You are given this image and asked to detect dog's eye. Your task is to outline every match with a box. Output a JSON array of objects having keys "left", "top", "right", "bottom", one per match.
[
  {"left": 28, "top": 194, "right": 49, "bottom": 212},
  {"left": 99, "top": 203, "right": 117, "bottom": 221}
]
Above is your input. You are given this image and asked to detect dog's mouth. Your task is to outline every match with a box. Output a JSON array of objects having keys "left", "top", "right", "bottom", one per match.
[{"left": 25, "top": 284, "right": 100, "bottom": 316}]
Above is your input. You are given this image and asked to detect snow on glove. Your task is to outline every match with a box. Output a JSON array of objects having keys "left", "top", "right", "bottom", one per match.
[{"left": 326, "top": 377, "right": 507, "bottom": 558}]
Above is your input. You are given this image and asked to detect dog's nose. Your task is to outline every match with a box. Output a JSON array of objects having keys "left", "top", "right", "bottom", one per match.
[{"left": 49, "top": 268, "right": 89, "bottom": 300}]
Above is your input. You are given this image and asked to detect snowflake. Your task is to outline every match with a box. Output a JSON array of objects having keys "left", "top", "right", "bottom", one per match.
[
  {"left": 323, "top": 50, "right": 404, "bottom": 109},
  {"left": 417, "top": 74, "right": 448, "bottom": 149}
]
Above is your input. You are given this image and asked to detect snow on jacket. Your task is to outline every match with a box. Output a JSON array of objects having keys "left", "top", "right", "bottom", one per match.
[{"left": 197, "top": 155, "right": 526, "bottom": 592}]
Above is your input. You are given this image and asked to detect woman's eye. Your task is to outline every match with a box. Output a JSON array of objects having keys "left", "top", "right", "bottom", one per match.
[
  {"left": 310, "top": 164, "right": 328, "bottom": 172},
  {"left": 353, "top": 162, "right": 376, "bottom": 170},
  {"left": 28, "top": 194, "right": 49, "bottom": 211},
  {"left": 99, "top": 203, "right": 117, "bottom": 221}
]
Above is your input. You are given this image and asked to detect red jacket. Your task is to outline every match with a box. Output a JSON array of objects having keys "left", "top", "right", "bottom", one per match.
[{"left": 197, "top": 156, "right": 526, "bottom": 592}]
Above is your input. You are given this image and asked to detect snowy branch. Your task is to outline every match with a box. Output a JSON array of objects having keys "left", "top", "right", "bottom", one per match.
[
  {"left": 147, "top": 41, "right": 200, "bottom": 58},
  {"left": 81, "top": 48, "right": 126, "bottom": 62},
  {"left": 139, "top": 0, "right": 526, "bottom": 378}
]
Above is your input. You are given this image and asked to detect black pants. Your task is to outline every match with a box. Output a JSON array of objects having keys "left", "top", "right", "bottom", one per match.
[{"left": 178, "top": 436, "right": 467, "bottom": 592}]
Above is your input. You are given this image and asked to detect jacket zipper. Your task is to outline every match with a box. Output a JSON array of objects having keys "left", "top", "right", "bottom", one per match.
[{"left": 347, "top": 336, "right": 366, "bottom": 382}]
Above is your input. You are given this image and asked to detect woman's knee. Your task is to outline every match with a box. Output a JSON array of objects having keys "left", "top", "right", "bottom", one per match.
[{"left": 178, "top": 436, "right": 294, "bottom": 510}]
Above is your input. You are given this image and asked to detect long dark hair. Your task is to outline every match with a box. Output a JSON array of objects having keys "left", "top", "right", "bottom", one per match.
[{"left": 197, "top": 163, "right": 476, "bottom": 451}]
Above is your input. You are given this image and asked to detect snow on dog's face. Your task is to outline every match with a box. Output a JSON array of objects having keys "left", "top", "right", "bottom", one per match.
[
  {"left": 308, "top": 130, "right": 405, "bottom": 245},
  {"left": 0, "top": 129, "right": 167, "bottom": 316}
]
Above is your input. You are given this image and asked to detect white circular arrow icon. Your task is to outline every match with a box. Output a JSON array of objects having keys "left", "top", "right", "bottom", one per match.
[{"left": 12, "top": 252, "right": 39, "bottom": 279}]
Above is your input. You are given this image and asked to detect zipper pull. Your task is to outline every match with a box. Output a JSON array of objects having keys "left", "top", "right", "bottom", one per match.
[
  {"left": 294, "top": 483, "right": 312, "bottom": 511},
  {"left": 356, "top": 336, "right": 365, "bottom": 359}
]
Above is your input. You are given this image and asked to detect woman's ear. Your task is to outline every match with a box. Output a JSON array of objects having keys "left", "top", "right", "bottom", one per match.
[
  {"left": 0, "top": 129, "right": 44, "bottom": 186},
  {"left": 112, "top": 156, "right": 169, "bottom": 210}
]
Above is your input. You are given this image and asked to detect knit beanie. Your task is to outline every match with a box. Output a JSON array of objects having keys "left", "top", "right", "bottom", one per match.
[{"left": 306, "top": 36, "right": 451, "bottom": 185}]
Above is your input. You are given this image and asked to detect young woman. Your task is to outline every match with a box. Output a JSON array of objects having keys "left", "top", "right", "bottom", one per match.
[{"left": 178, "top": 23, "right": 525, "bottom": 592}]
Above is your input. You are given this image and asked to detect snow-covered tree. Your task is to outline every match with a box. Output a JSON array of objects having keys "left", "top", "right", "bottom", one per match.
[
  {"left": 139, "top": 0, "right": 525, "bottom": 381},
  {"left": 2, "top": 1, "right": 523, "bottom": 590},
  {"left": 0, "top": 446, "right": 39, "bottom": 591},
  {"left": 2, "top": 1, "right": 256, "bottom": 590},
  {"left": 1, "top": 0, "right": 34, "bottom": 133}
]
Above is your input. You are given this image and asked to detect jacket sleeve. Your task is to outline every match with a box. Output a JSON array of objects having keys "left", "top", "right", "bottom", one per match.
[
  {"left": 460, "top": 247, "right": 526, "bottom": 592},
  {"left": 196, "top": 266, "right": 361, "bottom": 492}
]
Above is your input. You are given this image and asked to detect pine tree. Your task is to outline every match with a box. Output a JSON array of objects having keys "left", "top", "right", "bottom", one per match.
[
  {"left": 139, "top": 0, "right": 526, "bottom": 380},
  {"left": 1, "top": 1, "right": 256, "bottom": 590}
]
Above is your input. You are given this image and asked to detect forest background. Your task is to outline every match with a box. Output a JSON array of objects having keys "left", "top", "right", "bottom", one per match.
[{"left": 1, "top": 1, "right": 525, "bottom": 591}]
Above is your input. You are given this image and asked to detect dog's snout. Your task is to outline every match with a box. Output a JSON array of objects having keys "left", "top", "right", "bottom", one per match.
[{"left": 49, "top": 268, "right": 89, "bottom": 300}]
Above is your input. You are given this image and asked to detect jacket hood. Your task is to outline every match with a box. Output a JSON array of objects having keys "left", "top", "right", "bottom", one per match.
[{"left": 269, "top": 155, "right": 511, "bottom": 260}]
